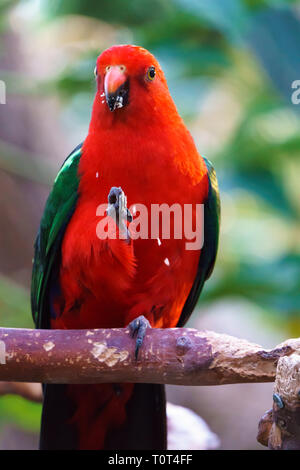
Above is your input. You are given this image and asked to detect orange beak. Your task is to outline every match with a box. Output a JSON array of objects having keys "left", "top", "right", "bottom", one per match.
[{"left": 104, "top": 66, "right": 129, "bottom": 112}]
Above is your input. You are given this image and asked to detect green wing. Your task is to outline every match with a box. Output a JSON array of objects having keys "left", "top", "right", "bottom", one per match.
[
  {"left": 178, "top": 157, "right": 220, "bottom": 327},
  {"left": 31, "top": 143, "right": 82, "bottom": 328}
]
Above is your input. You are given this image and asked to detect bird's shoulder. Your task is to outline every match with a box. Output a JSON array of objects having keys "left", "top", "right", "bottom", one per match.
[{"left": 31, "top": 142, "right": 83, "bottom": 327}]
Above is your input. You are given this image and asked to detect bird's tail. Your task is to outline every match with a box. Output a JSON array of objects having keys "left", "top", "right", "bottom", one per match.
[{"left": 39, "top": 383, "right": 167, "bottom": 450}]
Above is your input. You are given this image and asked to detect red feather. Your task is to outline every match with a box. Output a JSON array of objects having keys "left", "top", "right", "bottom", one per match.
[{"left": 51, "top": 45, "right": 209, "bottom": 449}]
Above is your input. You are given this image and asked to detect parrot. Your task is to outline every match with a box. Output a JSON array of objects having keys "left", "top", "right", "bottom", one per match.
[{"left": 31, "top": 44, "right": 220, "bottom": 450}]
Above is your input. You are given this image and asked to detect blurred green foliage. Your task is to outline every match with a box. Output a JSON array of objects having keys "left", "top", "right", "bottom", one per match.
[
  {"left": 0, "top": 275, "right": 32, "bottom": 328},
  {"left": 0, "top": 395, "right": 41, "bottom": 432},
  {"left": 0, "top": 0, "right": 300, "bottom": 437}
]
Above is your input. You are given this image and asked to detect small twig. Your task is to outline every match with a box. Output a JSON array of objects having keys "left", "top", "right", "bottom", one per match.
[{"left": 0, "top": 381, "right": 42, "bottom": 402}]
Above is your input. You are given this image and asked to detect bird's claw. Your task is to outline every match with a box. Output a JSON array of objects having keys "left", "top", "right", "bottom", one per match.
[
  {"left": 107, "top": 186, "right": 132, "bottom": 240},
  {"left": 128, "top": 315, "right": 151, "bottom": 360}
]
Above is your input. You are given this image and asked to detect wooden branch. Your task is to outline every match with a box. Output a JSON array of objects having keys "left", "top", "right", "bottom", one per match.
[
  {"left": 257, "top": 353, "right": 300, "bottom": 450},
  {"left": 0, "top": 381, "right": 42, "bottom": 402},
  {"left": 0, "top": 327, "right": 299, "bottom": 385}
]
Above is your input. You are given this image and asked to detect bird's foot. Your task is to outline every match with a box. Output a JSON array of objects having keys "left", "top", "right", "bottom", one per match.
[
  {"left": 128, "top": 315, "right": 151, "bottom": 360},
  {"left": 107, "top": 186, "right": 132, "bottom": 240}
]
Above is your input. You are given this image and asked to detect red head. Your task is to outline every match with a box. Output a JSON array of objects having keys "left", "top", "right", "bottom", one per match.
[{"left": 91, "top": 45, "right": 177, "bottom": 125}]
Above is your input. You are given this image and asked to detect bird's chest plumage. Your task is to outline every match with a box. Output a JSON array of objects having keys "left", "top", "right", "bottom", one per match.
[{"left": 58, "top": 130, "right": 207, "bottom": 328}]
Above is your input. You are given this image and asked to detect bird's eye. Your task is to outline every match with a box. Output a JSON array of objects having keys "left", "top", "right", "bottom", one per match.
[
  {"left": 147, "top": 66, "right": 156, "bottom": 81},
  {"left": 94, "top": 66, "right": 98, "bottom": 78}
]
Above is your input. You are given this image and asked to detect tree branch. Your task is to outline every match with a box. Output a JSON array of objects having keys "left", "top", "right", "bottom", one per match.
[
  {"left": 0, "top": 381, "right": 42, "bottom": 402},
  {"left": 257, "top": 353, "right": 300, "bottom": 450},
  {"left": 0, "top": 327, "right": 299, "bottom": 385}
]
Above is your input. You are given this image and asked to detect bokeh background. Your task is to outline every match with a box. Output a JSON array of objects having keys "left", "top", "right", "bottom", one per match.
[{"left": 0, "top": 0, "right": 300, "bottom": 450}]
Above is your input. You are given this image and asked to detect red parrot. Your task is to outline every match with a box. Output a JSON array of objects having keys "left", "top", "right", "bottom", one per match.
[{"left": 31, "top": 45, "right": 220, "bottom": 450}]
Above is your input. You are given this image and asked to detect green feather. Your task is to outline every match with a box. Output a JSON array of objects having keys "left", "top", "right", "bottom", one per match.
[
  {"left": 178, "top": 157, "right": 220, "bottom": 326},
  {"left": 31, "top": 144, "right": 82, "bottom": 328}
]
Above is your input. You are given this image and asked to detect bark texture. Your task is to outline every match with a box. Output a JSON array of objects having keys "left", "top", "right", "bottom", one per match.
[
  {"left": 0, "top": 327, "right": 299, "bottom": 385},
  {"left": 257, "top": 353, "right": 300, "bottom": 450}
]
